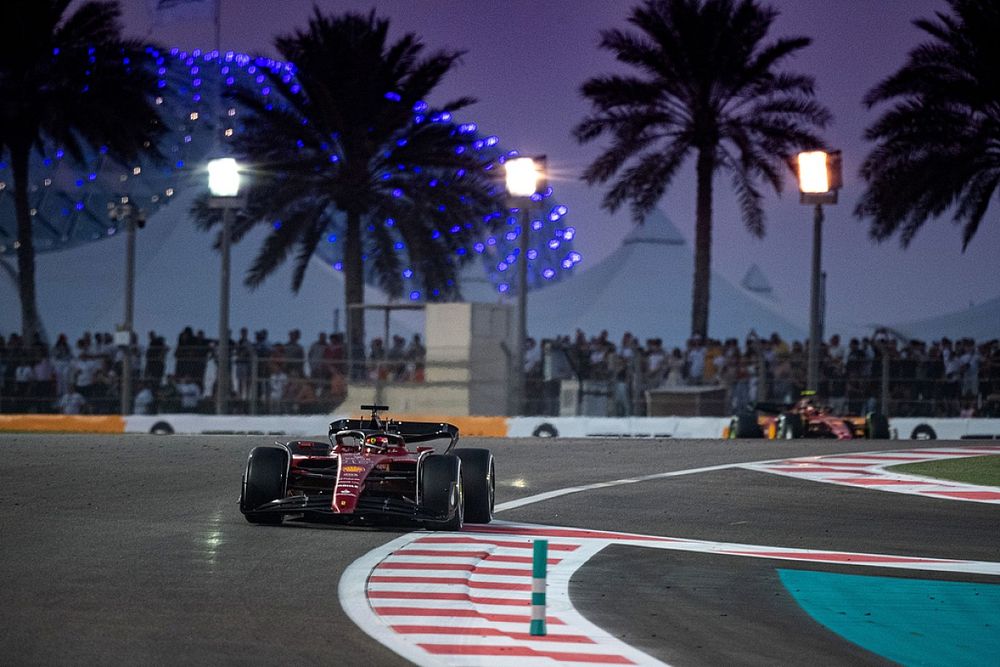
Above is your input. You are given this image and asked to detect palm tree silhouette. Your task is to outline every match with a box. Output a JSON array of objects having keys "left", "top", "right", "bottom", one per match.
[
  {"left": 204, "top": 9, "right": 501, "bottom": 349},
  {"left": 0, "top": 0, "right": 164, "bottom": 343},
  {"left": 575, "top": 0, "right": 829, "bottom": 338},
  {"left": 857, "top": 0, "right": 1000, "bottom": 251}
]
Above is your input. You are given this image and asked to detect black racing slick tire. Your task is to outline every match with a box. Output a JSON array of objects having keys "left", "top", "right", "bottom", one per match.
[
  {"left": 867, "top": 413, "right": 891, "bottom": 439},
  {"left": 731, "top": 413, "right": 764, "bottom": 439},
  {"left": 421, "top": 455, "right": 463, "bottom": 531},
  {"left": 454, "top": 448, "right": 494, "bottom": 523},
  {"left": 240, "top": 446, "right": 289, "bottom": 525},
  {"left": 911, "top": 423, "right": 937, "bottom": 440},
  {"left": 778, "top": 413, "right": 804, "bottom": 439}
]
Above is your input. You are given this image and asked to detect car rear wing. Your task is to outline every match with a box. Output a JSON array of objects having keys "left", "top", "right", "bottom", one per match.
[{"left": 328, "top": 418, "right": 459, "bottom": 450}]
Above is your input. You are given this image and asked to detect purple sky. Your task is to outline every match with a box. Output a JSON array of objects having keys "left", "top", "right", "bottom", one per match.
[{"left": 118, "top": 0, "right": 999, "bottom": 333}]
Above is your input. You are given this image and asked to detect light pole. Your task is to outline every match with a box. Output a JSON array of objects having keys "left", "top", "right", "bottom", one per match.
[
  {"left": 207, "top": 157, "right": 245, "bottom": 415},
  {"left": 504, "top": 155, "right": 546, "bottom": 416},
  {"left": 110, "top": 197, "right": 144, "bottom": 415},
  {"left": 796, "top": 150, "right": 841, "bottom": 393}
]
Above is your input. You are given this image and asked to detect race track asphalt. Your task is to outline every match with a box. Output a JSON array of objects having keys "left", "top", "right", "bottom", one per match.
[{"left": 0, "top": 433, "right": 996, "bottom": 665}]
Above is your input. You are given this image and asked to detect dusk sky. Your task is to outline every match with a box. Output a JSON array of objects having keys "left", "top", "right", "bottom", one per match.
[{"left": 117, "top": 0, "right": 999, "bottom": 334}]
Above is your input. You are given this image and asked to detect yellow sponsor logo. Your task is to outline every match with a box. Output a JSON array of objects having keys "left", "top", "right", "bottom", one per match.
[{"left": 342, "top": 465, "right": 364, "bottom": 473}]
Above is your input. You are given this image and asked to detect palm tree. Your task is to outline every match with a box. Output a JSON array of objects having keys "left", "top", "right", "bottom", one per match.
[
  {"left": 205, "top": 9, "right": 501, "bottom": 351},
  {"left": 575, "top": 0, "right": 830, "bottom": 338},
  {"left": 857, "top": 0, "right": 1000, "bottom": 250},
  {"left": 0, "top": 0, "right": 164, "bottom": 344}
]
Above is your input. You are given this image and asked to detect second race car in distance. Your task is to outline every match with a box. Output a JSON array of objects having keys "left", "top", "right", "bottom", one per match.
[{"left": 726, "top": 392, "right": 891, "bottom": 440}]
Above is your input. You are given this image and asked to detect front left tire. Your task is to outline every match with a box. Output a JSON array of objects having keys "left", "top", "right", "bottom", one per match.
[{"left": 240, "top": 446, "right": 289, "bottom": 525}]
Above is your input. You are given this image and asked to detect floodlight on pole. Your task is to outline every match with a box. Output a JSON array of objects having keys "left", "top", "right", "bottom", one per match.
[
  {"left": 505, "top": 157, "right": 544, "bottom": 197},
  {"left": 207, "top": 157, "right": 241, "bottom": 197},
  {"left": 504, "top": 155, "right": 546, "bottom": 416},
  {"left": 796, "top": 149, "right": 841, "bottom": 394},
  {"left": 207, "top": 157, "right": 246, "bottom": 415}
]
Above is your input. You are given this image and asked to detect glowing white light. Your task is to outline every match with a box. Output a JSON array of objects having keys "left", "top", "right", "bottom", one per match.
[
  {"left": 207, "top": 158, "right": 241, "bottom": 197},
  {"left": 797, "top": 151, "right": 829, "bottom": 194},
  {"left": 505, "top": 157, "right": 542, "bottom": 197}
]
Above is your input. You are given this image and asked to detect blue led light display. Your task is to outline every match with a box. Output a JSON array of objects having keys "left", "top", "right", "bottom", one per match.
[{"left": 0, "top": 46, "right": 582, "bottom": 296}]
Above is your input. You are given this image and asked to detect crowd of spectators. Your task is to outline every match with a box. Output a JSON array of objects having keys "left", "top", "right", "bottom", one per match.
[
  {"left": 0, "top": 326, "right": 426, "bottom": 415},
  {"left": 1, "top": 324, "right": 997, "bottom": 418},
  {"left": 527, "top": 329, "right": 1000, "bottom": 418}
]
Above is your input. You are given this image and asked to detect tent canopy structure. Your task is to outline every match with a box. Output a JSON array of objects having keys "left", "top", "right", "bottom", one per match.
[
  {"left": 890, "top": 296, "right": 1000, "bottom": 343},
  {"left": 525, "top": 209, "right": 807, "bottom": 346},
  {"left": 0, "top": 188, "right": 424, "bottom": 344}
]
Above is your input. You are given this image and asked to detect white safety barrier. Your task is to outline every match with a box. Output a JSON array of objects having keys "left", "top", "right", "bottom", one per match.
[{"left": 116, "top": 413, "right": 1000, "bottom": 440}]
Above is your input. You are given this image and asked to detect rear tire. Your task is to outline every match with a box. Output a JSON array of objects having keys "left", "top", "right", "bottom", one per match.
[
  {"left": 455, "top": 449, "right": 494, "bottom": 523},
  {"left": 731, "top": 413, "right": 763, "bottom": 439},
  {"left": 421, "top": 455, "right": 463, "bottom": 531},
  {"left": 867, "top": 413, "right": 891, "bottom": 439},
  {"left": 778, "top": 413, "right": 803, "bottom": 439},
  {"left": 240, "top": 446, "right": 289, "bottom": 525}
]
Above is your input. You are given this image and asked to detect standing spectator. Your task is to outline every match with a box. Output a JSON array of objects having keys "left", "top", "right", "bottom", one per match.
[
  {"left": 192, "top": 329, "right": 211, "bottom": 390},
  {"left": 57, "top": 386, "right": 87, "bottom": 414},
  {"left": 175, "top": 327, "right": 195, "bottom": 380},
  {"left": 72, "top": 340, "right": 100, "bottom": 402},
  {"left": 51, "top": 334, "right": 74, "bottom": 398},
  {"left": 269, "top": 357, "right": 289, "bottom": 413},
  {"left": 254, "top": 330, "right": 273, "bottom": 410},
  {"left": 644, "top": 338, "right": 666, "bottom": 388},
  {"left": 32, "top": 346, "right": 56, "bottom": 413},
  {"left": 405, "top": 334, "right": 425, "bottom": 382},
  {"left": 327, "top": 332, "right": 347, "bottom": 379},
  {"left": 134, "top": 382, "right": 156, "bottom": 415},
  {"left": 307, "top": 332, "right": 329, "bottom": 386},
  {"left": 144, "top": 332, "right": 168, "bottom": 388},
  {"left": 14, "top": 354, "right": 34, "bottom": 412},
  {"left": 177, "top": 376, "right": 201, "bottom": 412},
  {"left": 663, "top": 348, "right": 685, "bottom": 387},
  {"left": 387, "top": 335, "right": 408, "bottom": 380},
  {"left": 368, "top": 338, "right": 387, "bottom": 381},
  {"left": 284, "top": 329, "right": 305, "bottom": 376},
  {"left": 827, "top": 334, "right": 847, "bottom": 364},
  {"left": 234, "top": 328, "right": 253, "bottom": 400},
  {"left": 959, "top": 338, "right": 980, "bottom": 400},
  {"left": 686, "top": 336, "right": 706, "bottom": 385}
]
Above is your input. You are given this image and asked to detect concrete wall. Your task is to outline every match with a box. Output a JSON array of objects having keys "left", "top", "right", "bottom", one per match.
[{"left": 345, "top": 302, "right": 515, "bottom": 416}]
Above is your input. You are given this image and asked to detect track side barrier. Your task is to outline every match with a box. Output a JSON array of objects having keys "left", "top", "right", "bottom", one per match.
[
  {"left": 2, "top": 413, "right": 998, "bottom": 440},
  {"left": 0, "top": 415, "right": 126, "bottom": 433},
  {"left": 122, "top": 413, "right": 509, "bottom": 437}
]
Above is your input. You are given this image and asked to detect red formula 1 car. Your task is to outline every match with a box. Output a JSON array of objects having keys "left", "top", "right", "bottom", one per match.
[
  {"left": 239, "top": 405, "right": 494, "bottom": 529},
  {"left": 726, "top": 394, "right": 891, "bottom": 440}
]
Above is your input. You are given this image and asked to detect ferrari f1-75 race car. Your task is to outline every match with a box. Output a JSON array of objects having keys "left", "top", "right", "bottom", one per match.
[
  {"left": 239, "top": 405, "right": 494, "bottom": 529},
  {"left": 726, "top": 393, "right": 891, "bottom": 440}
]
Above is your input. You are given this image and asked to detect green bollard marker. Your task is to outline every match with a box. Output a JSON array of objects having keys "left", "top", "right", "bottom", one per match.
[{"left": 530, "top": 539, "right": 548, "bottom": 636}]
